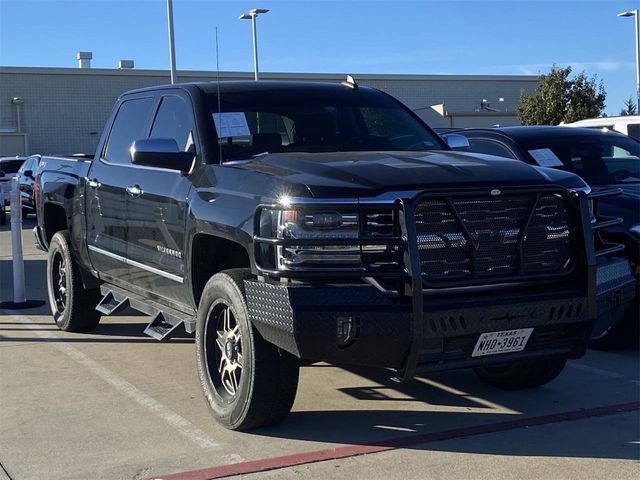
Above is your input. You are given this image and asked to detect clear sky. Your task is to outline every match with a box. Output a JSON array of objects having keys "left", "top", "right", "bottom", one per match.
[{"left": 0, "top": 0, "right": 637, "bottom": 116}]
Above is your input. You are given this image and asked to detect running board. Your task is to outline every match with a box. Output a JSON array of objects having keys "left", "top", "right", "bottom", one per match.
[
  {"left": 97, "top": 285, "right": 196, "bottom": 340},
  {"left": 144, "top": 312, "right": 184, "bottom": 341},
  {"left": 96, "top": 291, "right": 130, "bottom": 315}
]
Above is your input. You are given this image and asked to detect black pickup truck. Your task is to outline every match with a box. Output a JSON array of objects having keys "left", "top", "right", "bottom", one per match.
[{"left": 34, "top": 80, "right": 620, "bottom": 430}]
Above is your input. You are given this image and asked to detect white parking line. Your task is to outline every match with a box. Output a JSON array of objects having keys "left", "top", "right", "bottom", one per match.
[
  {"left": 568, "top": 362, "right": 640, "bottom": 385},
  {"left": 22, "top": 317, "right": 220, "bottom": 450}
]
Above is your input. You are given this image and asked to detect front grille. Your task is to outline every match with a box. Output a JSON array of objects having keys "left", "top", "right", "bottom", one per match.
[{"left": 415, "top": 193, "right": 573, "bottom": 284}]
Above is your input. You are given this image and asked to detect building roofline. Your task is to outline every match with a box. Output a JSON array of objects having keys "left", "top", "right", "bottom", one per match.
[{"left": 0, "top": 65, "right": 539, "bottom": 82}]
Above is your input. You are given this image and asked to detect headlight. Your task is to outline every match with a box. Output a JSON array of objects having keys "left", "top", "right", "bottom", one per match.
[
  {"left": 279, "top": 209, "right": 363, "bottom": 269},
  {"left": 257, "top": 206, "right": 399, "bottom": 271},
  {"left": 279, "top": 210, "right": 359, "bottom": 239}
]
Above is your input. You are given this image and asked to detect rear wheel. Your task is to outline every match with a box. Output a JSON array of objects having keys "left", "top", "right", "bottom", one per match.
[
  {"left": 473, "top": 358, "right": 567, "bottom": 389},
  {"left": 196, "top": 269, "right": 299, "bottom": 430},
  {"left": 47, "top": 231, "right": 101, "bottom": 332}
]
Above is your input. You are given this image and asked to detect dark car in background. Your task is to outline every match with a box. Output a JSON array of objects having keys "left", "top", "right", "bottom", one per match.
[
  {"left": 0, "top": 156, "right": 27, "bottom": 204},
  {"left": 0, "top": 155, "right": 27, "bottom": 225},
  {"left": 443, "top": 126, "right": 639, "bottom": 348},
  {"left": 17, "top": 154, "right": 41, "bottom": 217}
]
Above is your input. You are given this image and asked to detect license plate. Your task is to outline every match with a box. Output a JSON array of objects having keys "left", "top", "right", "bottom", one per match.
[{"left": 472, "top": 328, "right": 533, "bottom": 357}]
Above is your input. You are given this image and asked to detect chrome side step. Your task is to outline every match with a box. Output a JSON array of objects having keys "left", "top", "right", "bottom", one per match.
[
  {"left": 96, "top": 290, "right": 130, "bottom": 315},
  {"left": 144, "top": 311, "right": 185, "bottom": 341},
  {"left": 97, "top": 285, "right": 195, "bottom": 341}
]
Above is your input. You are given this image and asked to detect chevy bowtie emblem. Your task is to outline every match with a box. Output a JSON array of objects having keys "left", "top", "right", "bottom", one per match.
[{"left": 490, "top": 189, "right": 501, "bottom": 196}]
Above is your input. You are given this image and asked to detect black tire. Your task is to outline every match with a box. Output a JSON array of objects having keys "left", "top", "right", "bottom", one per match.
[
  {"left": 21, "top": 208, "right": 29, "bottom": 220},
  {"left": 589, "top": 301, "right": 639, "bottom": 351},
  {"left": 196, "top": 269, "right": 299, "bottom": 431},
  {"left": 47, "top": 231, "right": 101, "bottom": 332},
  {"left": 473, "top": 358, "right": 567, "bottom": 389},
  {"left": 0, "top": 207, "right": 5, "bottom": 226}
]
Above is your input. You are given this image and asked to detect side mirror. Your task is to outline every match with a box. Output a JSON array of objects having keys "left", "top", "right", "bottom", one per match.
[
  {"left": 442, "top": 133, "right": 470, "bottom": 151},
  {"left": 130, "top": 138, "right": 194, "bottom": 173},
  {"left": 23, "top": 170, "right": 33, "bottom": 178}
]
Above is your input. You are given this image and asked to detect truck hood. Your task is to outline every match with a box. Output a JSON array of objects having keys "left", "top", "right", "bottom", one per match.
[{"left": 228, "top": 150, "right": 587, "bottom": 197}]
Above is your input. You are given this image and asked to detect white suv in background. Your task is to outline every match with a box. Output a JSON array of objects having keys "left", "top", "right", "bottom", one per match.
[{"left": 564, "top": 115, "right": 640, "bottom": 140}]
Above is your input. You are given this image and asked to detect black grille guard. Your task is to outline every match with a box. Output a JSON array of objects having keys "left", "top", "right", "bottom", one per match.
[
  {"left": 253, "top": 186, "right": 604, "bottom": 286},
  {"left": 252, "top": 187, "right": 612, "bottom": 380},
  {"left": 588, "top": 188, "right": 625, "bottom": 257}
]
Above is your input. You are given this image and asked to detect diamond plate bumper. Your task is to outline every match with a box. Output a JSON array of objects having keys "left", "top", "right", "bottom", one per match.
[{"left": 245, "top": 279, "right": 593, "bottom": 372}]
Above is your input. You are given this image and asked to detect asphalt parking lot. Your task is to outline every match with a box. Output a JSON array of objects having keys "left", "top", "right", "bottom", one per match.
[{"left": 1, "top": 216, "right": 639, "bottom": 480}]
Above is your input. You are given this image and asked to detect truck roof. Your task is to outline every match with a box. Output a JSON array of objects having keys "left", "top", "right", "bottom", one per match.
[
  {"left": 458, "top": 125, "right": 632, "bottom": 141},
  {"left": 121, "top": 80, "right": 378, "bottom": 97}
]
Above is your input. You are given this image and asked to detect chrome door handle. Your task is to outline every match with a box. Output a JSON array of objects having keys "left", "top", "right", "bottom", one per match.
[
  {"left": 87, "top": 178, "right": 100, "bottom": 188},
  {"left": 126, "top": 185, "right": 143, "bottom": 198}
]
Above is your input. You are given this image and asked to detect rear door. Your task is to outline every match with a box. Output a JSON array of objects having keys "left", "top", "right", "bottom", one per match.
[
  {"left": 85, "top": 95, "right": 155, "bottom": 280},
  {"left": 123, "top": 92, "right": 196, "bottom": 308}
]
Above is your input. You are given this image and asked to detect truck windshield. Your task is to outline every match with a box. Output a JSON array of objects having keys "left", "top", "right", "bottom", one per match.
[
  {"left": 206, "top": 89, "right": 445, "bottom": 162},
  {"left": 520, "top": 134, "right": 640, "bottom": 185}
]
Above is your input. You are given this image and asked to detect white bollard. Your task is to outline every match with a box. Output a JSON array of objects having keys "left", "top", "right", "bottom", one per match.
[{"left": 10, "top": 176, "right": 26, "bottom": 304}]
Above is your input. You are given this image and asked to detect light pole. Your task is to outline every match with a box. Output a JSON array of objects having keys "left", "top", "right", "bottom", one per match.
[
  {"left": 239, "top": 8, "right": 269, "bottom": 80},
  {"left": 166, "top": 0, "right": 177, "bottom": 84},
  {"left": 618, "top": 9, "right": 640, "bottom": 107}
]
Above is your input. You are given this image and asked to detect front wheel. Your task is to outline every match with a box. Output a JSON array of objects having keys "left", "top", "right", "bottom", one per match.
[
  {"left": 196, "top": 269, "right": 299, "bottom": 430},
  {"left": 47, "top": 231, "right": 101, "bottom": 332},
  {"left": 473, "top": 357, "right": 567, "bottom": 389}
]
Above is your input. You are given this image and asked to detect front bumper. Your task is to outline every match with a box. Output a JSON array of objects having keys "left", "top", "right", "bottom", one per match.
[{"left": 245, "top": 280, "right": 592, "bottom": 375}]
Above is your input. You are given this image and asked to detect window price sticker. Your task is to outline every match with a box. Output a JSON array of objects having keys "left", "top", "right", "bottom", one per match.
[
  {"left": 528, "top": 148, "right": 563, "bottom": 167},
  {"left": 212, "top": 112, "right": 250, "bottom": 138}
]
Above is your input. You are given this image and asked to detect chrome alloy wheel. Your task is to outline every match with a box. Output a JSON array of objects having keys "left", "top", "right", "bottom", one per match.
[
  {"left": 209, "top": 302, "right": 243, "bottom": 397},
  {"left": 52, "top": 252, "right": 67, "bottom": 313}
]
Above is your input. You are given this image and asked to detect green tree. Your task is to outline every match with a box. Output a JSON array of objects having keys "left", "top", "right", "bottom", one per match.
[
  {"left": 620, "top": 96, "right": 637, "bottom": 116},
  {"left": 517, "top": 66, "right": 606, "bottom": 125}
]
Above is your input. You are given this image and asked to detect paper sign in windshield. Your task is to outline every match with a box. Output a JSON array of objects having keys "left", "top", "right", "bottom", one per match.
[
  {"left": 528, "top": 148, "right": 563, "bottom": 167},
  {"left": 212, "top": 112, "right": 250, "bottom": 138}
]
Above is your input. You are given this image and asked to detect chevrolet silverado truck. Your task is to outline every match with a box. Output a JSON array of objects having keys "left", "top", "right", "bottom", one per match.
[{"left": 34, "top": 79, "right": 621, "bottom": 430}]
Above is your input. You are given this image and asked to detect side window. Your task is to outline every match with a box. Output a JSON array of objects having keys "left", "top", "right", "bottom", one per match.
[
  {"left": 18, "top": 158, "right": 32, "bottom": 174},
  {"left": 626, "top": 123, "right": 640, "bottom": 141},
  {"left": 1, "top": 160, "right": 24, "bottom": 174},
  {"left": 468, "top": 138, "right": 517, "bottom": 159},
  {"left": 150, "top": 96, "right": 193, "bottom": 151},
  {"left": 104, "top": 97, "right": 154, "bottom": 164}
]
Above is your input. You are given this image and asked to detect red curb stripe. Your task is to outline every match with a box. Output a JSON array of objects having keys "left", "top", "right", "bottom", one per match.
[{"left": 151, "top": 401, "right": 640, "bottom": 480}]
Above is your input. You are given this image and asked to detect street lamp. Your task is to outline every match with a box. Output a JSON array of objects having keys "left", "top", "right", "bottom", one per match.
[
  {"left": 166, "top": 0, "right": 177, "bottom": 84},
  {"left": 618, "top": 9, "right": 640, "bottom": 107},
  {"left": 239, "top": 8, "right": 269, "bottom": 80}
]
